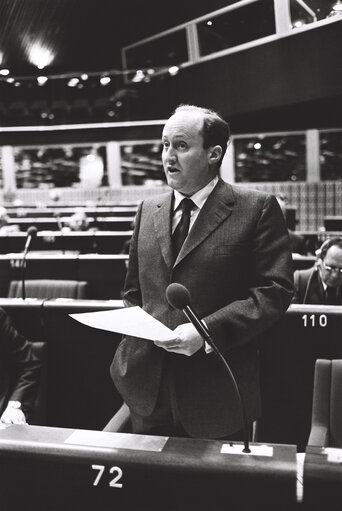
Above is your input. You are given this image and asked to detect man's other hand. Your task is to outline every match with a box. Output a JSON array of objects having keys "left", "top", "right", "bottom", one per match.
[{"left": 154, "top": 323, "right": 203, "bottom": 356}]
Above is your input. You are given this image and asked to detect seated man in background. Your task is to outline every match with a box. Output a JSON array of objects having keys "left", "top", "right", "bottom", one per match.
[
  {"left": 63, "top": 207, "right": 89, "bottom": 232},
  {"left": 293, "top": 237, "right": 342, "bottom": 304},
  {"left": 0, "top": 308, "right": 41, "bottom": 424},
  {"left": 0, "top": 206, "right": 19, "bottom": 234}
]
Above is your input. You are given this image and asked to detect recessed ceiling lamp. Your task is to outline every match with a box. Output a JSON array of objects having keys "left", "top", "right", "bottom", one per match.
[
  {"left": 29, "top": 43, "right": 54, "bottom": 69},
  {"left": 100, "top": 76, "right": 111, "bottom": 85},
  {"left": 37, "top": 76, "right": 48, "bottom": 86},
  {"left": 0, "top": 68, "right": 10, "bottom": 76},
  {"left": 168, "top": 65, "right": 179, "bottom": 76},
  {"left": 81, "top": 74, "right": 88, "bottom": 80},
  {"left": 67, "top": 78, "right": 79, "bottom": 87},
  {"left": 132, "top": 70, "right": 144, "bottom": 83}
]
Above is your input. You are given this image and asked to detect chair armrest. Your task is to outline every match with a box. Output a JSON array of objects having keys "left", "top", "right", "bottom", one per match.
[
  {"left": 103, "top": 402, "right": 130, "bottom": 432},
  {"left": 308, "top": 424, "right": 329, "bottom": 447}
]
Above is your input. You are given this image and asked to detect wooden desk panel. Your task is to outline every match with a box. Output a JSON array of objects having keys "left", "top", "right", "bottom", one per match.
[{"left": 0, "top": 424, "right": 297, "bottom": 511}]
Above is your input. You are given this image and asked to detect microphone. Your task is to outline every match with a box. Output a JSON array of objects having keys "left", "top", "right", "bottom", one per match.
[
  {"left": 54, "top": 212, "right": 63, "bottom": 231},
  {"left": 166, "top": 282, "right": 251, "bottom": 453},
  {"left": 22, "top": 226, "right": 37, "bottom": 300}
]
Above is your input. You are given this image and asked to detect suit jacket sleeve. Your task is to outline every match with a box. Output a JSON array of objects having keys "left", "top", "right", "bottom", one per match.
[
  {"left": 0, "top": 308, "right": 41, "bottom": 415},
  {"left": 204, "top": 194, "right": 294, "bottom": 353},
  {"left": 122, "top": 202, "right": 143, "bottom": 308}
]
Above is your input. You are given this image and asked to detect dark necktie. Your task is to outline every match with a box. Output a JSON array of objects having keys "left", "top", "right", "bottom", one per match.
[
  {"left": 172, "top": 198, "right": 194, "bottom": 259},
  {"left": 326, "top": 287, "right": 339, "bottom": 305}
]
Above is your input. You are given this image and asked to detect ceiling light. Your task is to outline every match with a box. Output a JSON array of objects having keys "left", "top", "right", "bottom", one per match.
[
  {"left": 132, "top": 70, "right": 144, "bottom": 83},
  {"left": 37, "top": 76, "right": 48, "bottom": 86},
  {"left": 292, "top": 20, "right": 305, "bottom": 28},
  {"left": 14, "top": 81, "right": 21, "bottom": 87},
  {"left": 81, "top": 74, "right": 89, "bottom": 80},
  {"left": 29, "top": 43, "right": 54, "bottom": 69},
  {"left": 100, "top": 76, "right": 111, "bottom": 85},
  {"left": 0, "top": 68, "right": 10, "bottom": 76},
  {"left": 67, "top": 78, "right": 79, "bottom": 87},
  {"left": 207, "top": 20, "right": 213, "bottom": 26},
  {"left": 6, "top": 77, "right": 14, "bottom": 83},
  {"left": 168, "top": 66, "right": 179, "bottom": 76},
  {"left": 254, "top": 142, "right": 262, "bottom": 150}
]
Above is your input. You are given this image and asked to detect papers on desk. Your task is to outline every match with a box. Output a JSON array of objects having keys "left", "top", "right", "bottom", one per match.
[{"left": 69, "top": 306, "right": 175, "bottom": 341}]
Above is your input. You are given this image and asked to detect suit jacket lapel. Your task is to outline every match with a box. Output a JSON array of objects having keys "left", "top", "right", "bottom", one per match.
[
  {"left": 153, "top": 191, "right": 174, "bottom": 270},
  {"left": 174, "top": 179, "right": 235, "bottom": 267}
]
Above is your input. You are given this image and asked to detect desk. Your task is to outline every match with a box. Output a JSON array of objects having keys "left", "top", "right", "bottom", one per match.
[
  {"left": 0, "top": 424, "right": 297, "bottom": 511},
  {"left": 8, "top": 206, "right": 138, "bottom": 218},
  {"left": 0, "top": 253, "right": 128, "bottom": 299},
  {"left": 0, "top": 298, "right": 124, "bottom": 429},
  {"left": 8, "top": 216, "right": 134, "bottom": 231},
  {"left": 259, "top": 304, "right": 342, "bottom": 450},
  {"left": 324, "top": 216, "right": 342, "bottom": 231},
  {"left": 303, "top": 446, "right": 342, "bottom": 510},
  {"left": 0, "top": 230, "right": 132, "bottom": 253}
]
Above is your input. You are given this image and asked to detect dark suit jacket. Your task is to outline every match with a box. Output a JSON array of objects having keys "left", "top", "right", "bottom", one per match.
[
  {"left": 293, "top": 266, "right": 342, "bottom": 304},
  {"left": 0, "top": 308, "right": 41, "bottom": 419},
  {"left": 111, "top": 179, "right": 294, "bottom": 438}
]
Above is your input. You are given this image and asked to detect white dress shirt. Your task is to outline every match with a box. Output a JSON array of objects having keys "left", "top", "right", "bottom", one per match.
[{"left": 172, "top": 176, "right": 219, "bottom": 353}]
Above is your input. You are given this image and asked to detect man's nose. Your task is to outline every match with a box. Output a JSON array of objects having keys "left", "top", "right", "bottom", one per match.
[{"left": 165, "top": 146, "right": 176, "bottom": 162}]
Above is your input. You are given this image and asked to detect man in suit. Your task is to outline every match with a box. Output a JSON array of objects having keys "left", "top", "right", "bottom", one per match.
[
  {"left": 0, "top": 307, "right": 41, "bottom": 424},
  {"left": 110, "top": 105, "right": 293, "bottom": 439},
  {"left": 293, "top": 237, "right": 342, "bottom": 304}
]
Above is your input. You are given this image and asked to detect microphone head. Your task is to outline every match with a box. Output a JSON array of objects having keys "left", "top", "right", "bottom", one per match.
[
  {"left": 166, "top": 283, "right": 191, "bottom": 310},
  {"left": 27, "top": 226, "right": 38, "bottom": 237}
]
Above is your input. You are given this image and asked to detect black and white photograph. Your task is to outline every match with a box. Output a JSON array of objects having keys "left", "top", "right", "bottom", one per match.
[{"left": 0, "top": 1, "right": 341, "bottom": 509}]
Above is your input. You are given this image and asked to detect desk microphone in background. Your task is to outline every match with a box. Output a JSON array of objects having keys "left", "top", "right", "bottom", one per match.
[
  {"left": 22, "top": 226, "right": 37, "bottom": 300},
  {"left": 54, "top": 212, "right": 65, "bottom": 254},
  {"left": 54, "top": 212, "right": 63, "bottom": 231},
  {"left": 166, "top": 282, "right": 251, "bottom": 453}
]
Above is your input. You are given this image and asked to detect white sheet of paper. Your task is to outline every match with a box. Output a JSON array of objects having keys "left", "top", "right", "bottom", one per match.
[{"left": 69, "top": 306, "right": 175, "bottom": 341}]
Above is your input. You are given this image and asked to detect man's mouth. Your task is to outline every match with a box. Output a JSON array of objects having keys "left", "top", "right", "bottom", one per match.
[{"left": 167, "top": 166, "right": 180, "bottom": 174}]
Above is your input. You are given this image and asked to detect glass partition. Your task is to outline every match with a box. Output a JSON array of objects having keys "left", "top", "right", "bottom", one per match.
[
  {"left": 120, "top": 142, "right": 165, "bottom": 186},
  {"left": 14, "top": 145, "right": 108, "bottom": 188},
  {"left": 320, "top": 130, "right": 342, "bottom": 181},
  {"left": 197, "top": 0, "right": 275, "bottom": 56},
  {"left": 290, "top": 0, "right": 341, "bottom": 28},
  {"left": 234, "top": 134, "right": 306, "bottom": 182}
]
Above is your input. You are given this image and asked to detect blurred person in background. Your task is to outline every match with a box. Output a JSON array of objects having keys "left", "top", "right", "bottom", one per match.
[
  {"left": 0, "top": 206, "right": 19, "bottom": 234},
  {"left": 63, "top": 207, "right": 90, "bottom": 232},
  {"left": 0, "top": 308, "right": 41, "bottom": 424}
]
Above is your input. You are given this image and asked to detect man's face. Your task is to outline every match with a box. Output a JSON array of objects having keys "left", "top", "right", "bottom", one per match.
[
  {"left": 161, "top": 111, "right": 216, "bottom": 196},
  {"left": 320, "top": 245, "right": 342, "bottom": 288}
]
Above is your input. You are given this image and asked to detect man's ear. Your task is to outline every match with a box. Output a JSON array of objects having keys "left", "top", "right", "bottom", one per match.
[{"left": 208, "top": 145, "right": 222, "bottom": 165}]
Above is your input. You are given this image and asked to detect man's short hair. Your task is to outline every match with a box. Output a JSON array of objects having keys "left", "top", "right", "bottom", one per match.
[
  {"left": 317, "top": 237, "right": 342, "bottom": 260},
  {"left": 173, "top": 104, "right": 230, "bottom": 168}
]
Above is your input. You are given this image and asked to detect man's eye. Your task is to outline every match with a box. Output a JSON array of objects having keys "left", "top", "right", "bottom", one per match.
[
  {"left": 178, "top": 142, "right": 187, "bottom": 149},
  {"left": 163, "top": 142, "right": 169, "bottom": 148}
]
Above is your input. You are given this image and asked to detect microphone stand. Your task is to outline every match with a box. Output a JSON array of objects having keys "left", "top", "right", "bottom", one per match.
[
  {"left": 21, "top": 246, "right": 29, "bottom": 300},
  {"left": 182, "top": 305, "right": 251, "bottom": 453}
]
